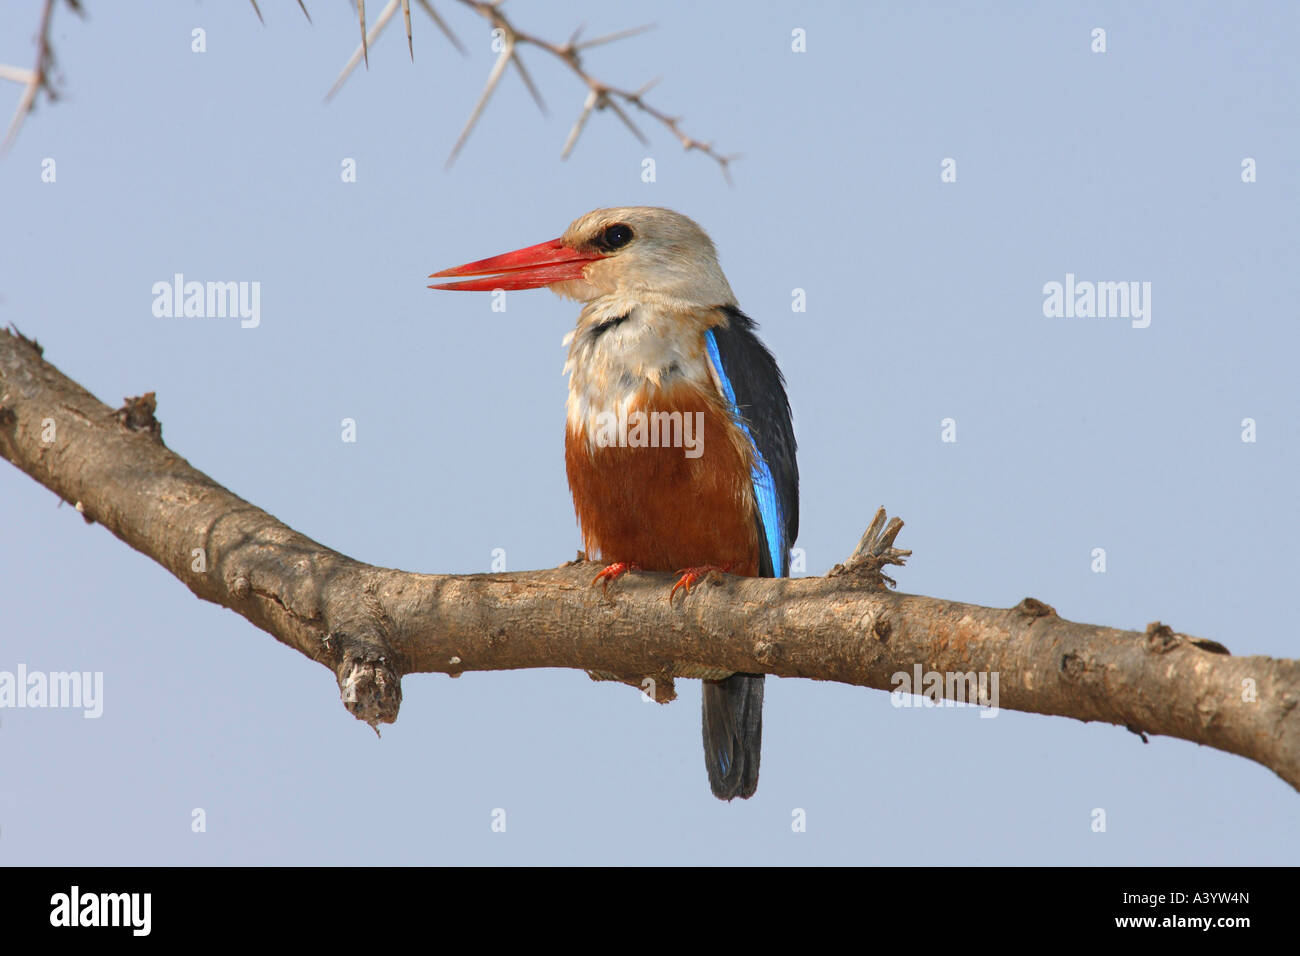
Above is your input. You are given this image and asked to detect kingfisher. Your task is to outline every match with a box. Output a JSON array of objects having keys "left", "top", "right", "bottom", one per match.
[{"left": 429, "top": 207, "right": 798, "bottom": 800}]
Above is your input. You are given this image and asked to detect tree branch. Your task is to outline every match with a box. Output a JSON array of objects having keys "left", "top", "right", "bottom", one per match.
[
  {"left": 2, "top": 326, "right": 1297, "bottom": 789},
  {"left": 324, "top": 0, "right": 736, "bottom": 176},
  {"left": 4, "top": 1, "right": 732, "bottom": 173},
  {"left": 0, "top": 0, "right": 69, "bottom": 156}
]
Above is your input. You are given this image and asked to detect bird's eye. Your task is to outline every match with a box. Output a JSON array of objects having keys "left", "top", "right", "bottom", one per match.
[{"left": 597, "top": 223, "right": 634, "bottom": 251}]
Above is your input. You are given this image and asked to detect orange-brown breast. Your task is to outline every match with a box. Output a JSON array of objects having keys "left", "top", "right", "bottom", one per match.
[{"left": 565, "top": 382, "right": 760, "bottom": 575}]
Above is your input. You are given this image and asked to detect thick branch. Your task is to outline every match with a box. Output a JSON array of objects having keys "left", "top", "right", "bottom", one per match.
[{"left": 2, "top": 327, "right": 1297, "bottom": 790}]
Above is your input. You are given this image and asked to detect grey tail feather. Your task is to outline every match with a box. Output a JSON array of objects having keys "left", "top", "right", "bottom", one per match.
[{"left": 702, "top": 673, "right": 764, "bottom": 800}]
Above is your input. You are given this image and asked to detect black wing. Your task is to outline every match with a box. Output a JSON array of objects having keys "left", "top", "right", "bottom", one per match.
[{"left": 705, "top": 305, "right": 799, "bottom": 576}]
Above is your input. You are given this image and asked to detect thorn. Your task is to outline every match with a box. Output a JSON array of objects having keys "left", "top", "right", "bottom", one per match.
[
  {"left": 0, "top": 64, "right": 36, "bottom": 86},
  {"left": 561, "top": 88, "right": 598, "bottom": 159},
  {"left": 249, "top": 0, "right": 264, "bottom": 25},
  {"left": 325, "top": 0, "right": 403, "bottom": 102},
  {"left": 358, "top": 0, "right": 369, "bottom": 69},
  {"left": 576, "top": 23, "right": 654, "bottom": 50},
  {"left": 511, "top": 50, "right": 546, "bottom": 115},
  {"left": 413, "top": 0, "right": 465, "bottom": 55},
  {"left": 604, "top": 96, "right": 648, "bottom": 145},
  {"left": 446, "top": 43, "right": 511, "bottom": 167}
]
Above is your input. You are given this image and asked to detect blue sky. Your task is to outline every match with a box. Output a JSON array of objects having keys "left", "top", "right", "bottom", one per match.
[{"left": 1, "top": 0, "right": 1297, "bottom": 864}]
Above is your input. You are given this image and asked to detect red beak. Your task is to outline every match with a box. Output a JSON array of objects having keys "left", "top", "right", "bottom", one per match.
[{"left": 428, "top": 238, "right": 605, "bottom": 292}]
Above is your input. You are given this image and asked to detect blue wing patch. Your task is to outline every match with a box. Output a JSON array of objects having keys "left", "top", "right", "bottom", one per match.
[{"left": 705, "top": 328, "right": 786, "bottom": 577}]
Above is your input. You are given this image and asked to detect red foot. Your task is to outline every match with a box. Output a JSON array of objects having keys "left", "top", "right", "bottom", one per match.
[
  {"left": 592, "top": 561, "right": 640, "bottom": 593},
  {"left": 669, "top": 564, "right": 733, "bottom": 603}
]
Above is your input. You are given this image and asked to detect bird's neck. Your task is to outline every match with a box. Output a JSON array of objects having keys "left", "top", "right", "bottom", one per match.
[{"left": 563, "top": 300, "right": 722, "bottom": 442}]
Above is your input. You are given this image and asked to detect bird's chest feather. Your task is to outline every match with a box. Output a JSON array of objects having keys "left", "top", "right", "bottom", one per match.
[{"left": 564, "top": 377, "right": 760, "bottom": 575}]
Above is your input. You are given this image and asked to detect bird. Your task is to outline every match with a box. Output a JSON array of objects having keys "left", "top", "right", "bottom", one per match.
[{"left": 429, "top": 207, "right": 798, "bottom": 800}]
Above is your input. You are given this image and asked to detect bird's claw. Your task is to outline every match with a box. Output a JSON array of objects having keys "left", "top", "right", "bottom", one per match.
[
  {"left": 669, "top": 564, "right": 732, "bottom": 604},
  {"left": 592, "top": 561, "right": 639, "bottom": 593}
]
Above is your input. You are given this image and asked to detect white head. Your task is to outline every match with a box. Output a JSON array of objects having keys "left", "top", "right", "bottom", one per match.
[
  {"left": 429, "top": 206, "right": 736, "bottom": 314},
  {"left": 549, "top": 207, "right": 737, "bottom": 313}
]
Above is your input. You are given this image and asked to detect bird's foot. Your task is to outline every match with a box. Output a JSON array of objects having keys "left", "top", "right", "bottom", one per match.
[
  {"left": 669, "top": 564, "right": 733, "bottom": 604},
  {"left": 592, "top": 561, "right": 640, "bottom": 593}
]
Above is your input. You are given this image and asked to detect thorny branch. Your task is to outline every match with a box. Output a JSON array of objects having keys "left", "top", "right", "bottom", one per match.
[
  {"left": 319, "top": 0, "right": 737, "bottom": 175},
  {"left": 4, "top": 0, "right": 735, "bottom": 174},
  {"left": 2, "top": 326, "right": 1298, "bottom": 792},
  {"left": 0, "top": 0, "right": 80, "bottom": 155}
]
